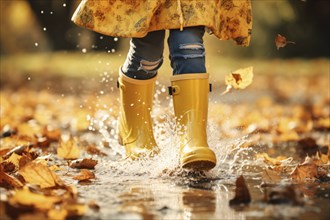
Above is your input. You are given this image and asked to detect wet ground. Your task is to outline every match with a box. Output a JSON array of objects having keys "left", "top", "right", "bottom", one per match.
[{"left": 1, "top": 53, "right": 329, "bottom": 219}]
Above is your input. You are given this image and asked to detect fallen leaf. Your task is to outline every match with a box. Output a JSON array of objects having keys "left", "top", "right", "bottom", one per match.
[
  {"left": 222, "top": 66, "right": 253, "bottom": 95},
  {"left": 88, "top": 200, "right": 100, "bottom": 211},
  {"left": 86, "top": 144, "right": 107, "bottom": 156},
  {"left": 6, "top": 153, "right": 21, "bottom": 168},
  {"left": 275, "top": 34, "right": 295, "bottom": 50},
  {"left": 19, "top": 161, "right": 63, "bottom": 188},
  {"left": 1, "top": 161, "right": 16, "bottom": 173},
  {"left": 18, "top": 155, "right": 32, "bottom": 169},
  {"left": 47, "top": 208, "right": 68, "bottom": 220},
  {"left": 229, "top": 175, "right": 251, "bottom": 206},
  {"left": 262, "top": 168, "right": 282, "bottom": 184},
  {"left": 256, "top": 153, "right": 291, "bottom": 166},
  {"left": 73, "top": 169, "right": 95, "bottom": 181},
  {"left": 57, "top": 137, "right": 80, "bottom": 160},
  {"left": 8, "top": 187, "right": 61, "bottom": 210},
  {"left": 290, "top": 157, "right": 319, "bottom": 182},
  {"left": 0, "top": 167, "right": 24, "bottom": 188},
  {"left": 69, "top": 158, "right": 98, "bottom": 169},
  {"left": 264, "top": 185, "right": 304, "bottom": 205}
]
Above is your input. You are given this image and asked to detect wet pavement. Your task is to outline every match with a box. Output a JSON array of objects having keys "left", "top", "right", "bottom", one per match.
[{"left": 1, "top": 55, "right": 329, "bottom": 220}]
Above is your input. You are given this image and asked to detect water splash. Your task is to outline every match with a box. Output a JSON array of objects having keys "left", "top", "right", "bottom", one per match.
[{"left": 88, "top": 83, "right": 254, "bottom": 182}]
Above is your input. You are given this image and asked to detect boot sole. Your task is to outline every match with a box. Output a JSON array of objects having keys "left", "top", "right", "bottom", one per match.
[{"left": 181, "top": 148, "right": 217, "bottom": 171}]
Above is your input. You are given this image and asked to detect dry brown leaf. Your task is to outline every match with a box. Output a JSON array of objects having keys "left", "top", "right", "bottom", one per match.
[
  {"left": 0, "top": 168, "right": 24, "bottom": 188},
  {"left": 256, "top": 153, "right": 291, "bottom": 166},
  {"left": 275, "top": 34, "right": 295, "bottom": 50},
  {"left": 264, "top": 185, "right": 304, "bottom": 205},
  {"left": 19, "top": 161, "right": 63, "bottom": 188},
  {"left": 8, "top": 187, "right": 61, "bottom": 210},
  {"left": 73, "top": 169, "right": 95, "bottom": 181},
  {"left": 290, "top": 157, "right": 319, "bottom": 182},
  {"left": 69, "top": 158, "right": 98, "bottom": 169},
  {"left": 229, "top": 175, "right": 251, "bottom": 206},
  {"left": 222, "top": 66, "right": 253, "bottom": 95},
  {"left": 57, "top": 137, "right": 80, "bottom": 160},
  {"left": 262, "top": 168, "right": 282, "bottom": 184},
  {"left": 86, "top": 144, "right": 107, "bottom": 156}
]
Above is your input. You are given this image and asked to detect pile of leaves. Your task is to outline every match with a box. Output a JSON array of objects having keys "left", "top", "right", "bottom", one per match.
[{"left": 0, "top": 90, "right": 108, "bottom": 219}]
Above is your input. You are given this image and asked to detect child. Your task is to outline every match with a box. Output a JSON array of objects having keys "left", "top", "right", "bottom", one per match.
[{"left": 72, "top": 0, "right": 252, "bottom": 170}]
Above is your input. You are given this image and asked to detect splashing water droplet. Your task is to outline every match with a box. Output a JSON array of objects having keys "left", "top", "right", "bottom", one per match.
[
  {"left": 27, "top": 77, "right": 31, "bottom": 81},
  {"left": 114, "top": 37, "right": 118, "bottom": 42},
  {"left": 63, "top": 3, "right": 66, "bottom": 7},
  {"left": 82, "top": 48, "right": 87, "bottom": 53},
  {"left": 41, "top": 10, "right": 44, "bottom": 14},
  {"left": 34, "top": 43, "right": 39, "bottom": 47},
  {"left": 43, "top": 27, "right": 47, "bottom": 31},
  {"left": 111, "top": 49, "right": 116, "bottom": 53}
]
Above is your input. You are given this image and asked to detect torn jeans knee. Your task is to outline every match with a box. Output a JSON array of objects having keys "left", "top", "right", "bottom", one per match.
[
  {"left": 122, "top": 57, "right": 163, "bottom": 80},
  {"left": 170, "top": 42, "right": 206, "bottom": 74}
]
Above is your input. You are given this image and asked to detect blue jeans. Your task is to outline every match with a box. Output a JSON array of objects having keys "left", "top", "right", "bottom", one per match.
[{"left": 122, "top": 26, "right": 206, "bottom": 79}]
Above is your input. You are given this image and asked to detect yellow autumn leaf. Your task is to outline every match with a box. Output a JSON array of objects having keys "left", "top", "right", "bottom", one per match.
[
  {"left": 6, "top": 153, "right": 21, "bottom": 168},
  {"left": 73, "top": 169, "right": 95, "bottom": 181},
  {"left": 19, "top": 161, "right": 63, "bottom": 188},
  {"left": 57, "top": 137, "right": 80, "bottom": 160},
  {"left": 290, "top": 157, "right": 319, "bottom": 182},
  {"left": 9, "top": 187, "right": 61, "bottom": 210},
  {"left": 222, "top": 66, "right": 254, "bottom": 95},
  {"left": 256, "top": 153, "right": 290, "bottom": 166},
  {"left": 48, "top": 209, "right": 68, "bottom": 220}
]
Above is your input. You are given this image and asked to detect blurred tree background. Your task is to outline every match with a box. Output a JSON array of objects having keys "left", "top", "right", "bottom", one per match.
[{"left": 0, "top": 0, "right": 329, "bottom": 58}]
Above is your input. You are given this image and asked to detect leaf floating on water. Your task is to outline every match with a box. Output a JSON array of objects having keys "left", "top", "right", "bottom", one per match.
[
  {"left": 275, "top": 34, "right": 295, "bottom": 50},
  {"left": 229, "top": 175, "right": 251, "bottom": 206},
  {"left": 222, "top": 66, "right": 253, "bottom": 95},
  {"left": 290, "top": 157, "right": 319, "bottom": 182},
  {"left": 73, "top": 169, "right": 95, "bottom": 181},
  {"left": 264, "top": 185, "right": 304, "bottom": 205},
  {"left": 19, "top": 161, "right": 63, "bottom": 188},
  {"left": 69, "top": 158, "right": 98, "bottom": 169}
]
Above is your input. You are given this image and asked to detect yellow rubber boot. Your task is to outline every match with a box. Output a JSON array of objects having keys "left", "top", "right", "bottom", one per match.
[
  {"left": 117, "top": 70, "right": 159, "bottom": 159},
  {"left": 170, "top": 73, "right": 217, "bottom": 170}
]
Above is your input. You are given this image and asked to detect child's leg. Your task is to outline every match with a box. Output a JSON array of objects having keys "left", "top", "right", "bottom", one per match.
[
  {"left": 167, "top": 26, "right": 216, "bottom": 170},
  {"left": 168, "top": 26, "right": 206, "bottom": 74},
  {"left": 118, "top": 30, "right": 165, "bottom": 158},
  {"left": 122, "top": 30, "right": 165, "bottom": 79}
]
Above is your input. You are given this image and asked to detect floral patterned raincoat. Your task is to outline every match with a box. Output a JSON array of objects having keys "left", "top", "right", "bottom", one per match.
[{"left": 72, "top": 0, "right": 252, "bottom": 46}]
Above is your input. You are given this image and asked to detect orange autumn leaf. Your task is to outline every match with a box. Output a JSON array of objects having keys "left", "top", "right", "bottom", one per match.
[
  {"left": 256, "top": 153, "right": 291, "bottom": 166},
  {"left": 275, "top": 34, "right": 295, "bottom": 50},
  {"left": 19, "top": 161, "right": 63, "bottom": 188},
  {"left": 290, "top": 157, "right": 319, "bottom": 182},
  {"left": 8, "top": 187, "right": 61, "bottom": 210},
  {"left": 222, "top": 66, "right": 253, "bottom": 95},
  {"left": 0, "top": 167, "right": 24, "bottom": 188},
  {"left": 57, "top": 137, "right": 80, "bottom": 160},
  {"left": 69, "top": 158, "right": 98, "bottom": 169},
  {"left": 73, "top": 169, "right": 95, "bottom": 181}
]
